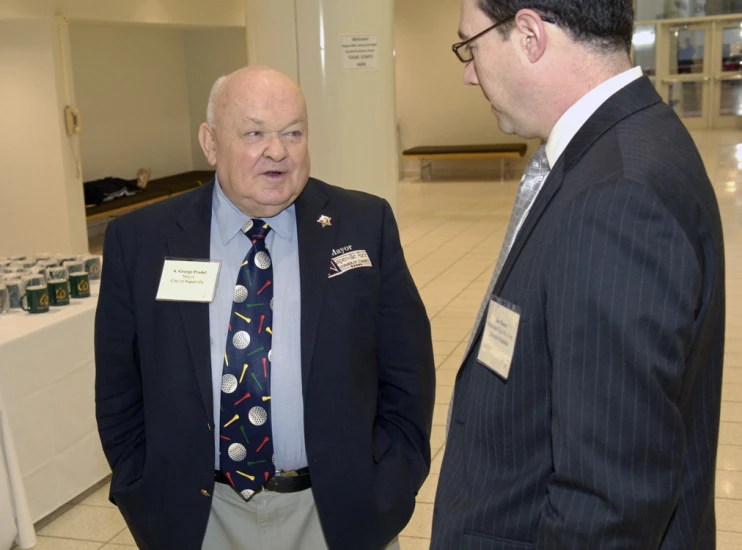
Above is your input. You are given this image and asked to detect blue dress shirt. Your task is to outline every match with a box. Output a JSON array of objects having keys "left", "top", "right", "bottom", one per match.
[{"left": 209, "top": 178, "right": 307, "bottom": 471}]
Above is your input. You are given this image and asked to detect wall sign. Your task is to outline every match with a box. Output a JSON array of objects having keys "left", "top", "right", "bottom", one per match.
[{"left": 341, "top": 35, "right": 379, "bottom": 71}]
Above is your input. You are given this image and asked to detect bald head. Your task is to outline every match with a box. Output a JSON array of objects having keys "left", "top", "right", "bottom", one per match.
[
  {"left": 198, "top": 66, "right": 311, "bottom": 218},
  {"left": 206, "top": 66, "right": 307, "bottom": 129}
]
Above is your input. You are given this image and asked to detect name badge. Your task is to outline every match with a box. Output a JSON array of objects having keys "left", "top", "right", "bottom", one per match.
[
  {"left": 328, "top": 250, "right": 372, "bottom": 278},
  {"left": 156, "top": 258, "right": 221, "bottom": 303},
  {"left": 477, "top": 297, "right": 521, "bottom": 380}
]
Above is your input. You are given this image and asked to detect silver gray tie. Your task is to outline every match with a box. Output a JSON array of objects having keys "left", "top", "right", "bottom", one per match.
[
  {"left": 466, "top": 144, "right": 551, "bottom": 353},
  {"left": 447, "top": 145, "right": 552, "bottom": 433}
]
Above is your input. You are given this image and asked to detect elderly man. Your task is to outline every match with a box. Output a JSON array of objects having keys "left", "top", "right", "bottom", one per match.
[
  {"left": 95, "top": 66, "right": 435, "bottom": 550},
  {"left": 433, "top": 0, "right": 725, "bottom": 549}
]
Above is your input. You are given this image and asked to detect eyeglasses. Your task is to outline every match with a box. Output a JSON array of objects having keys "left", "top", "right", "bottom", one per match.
[{"left": 452, "top": 15, "right": 556, "bottom": 63}]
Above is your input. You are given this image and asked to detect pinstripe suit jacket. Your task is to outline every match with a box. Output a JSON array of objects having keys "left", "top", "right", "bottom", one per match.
[{"left": 432, "top": 77, "right": 725, "bottom": 549}]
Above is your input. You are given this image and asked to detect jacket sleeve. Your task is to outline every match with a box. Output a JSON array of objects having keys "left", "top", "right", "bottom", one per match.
[
  {"left": 374, "top": 199, "right": 436, "bottom": 491},
  {"left": 94, "top": 220, "right": 145, "bottom": 475},
  {"left": 537, "top": 180, "right": 702, "bottom": 548}
]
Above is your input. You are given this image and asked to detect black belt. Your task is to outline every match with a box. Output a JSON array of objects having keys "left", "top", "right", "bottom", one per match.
[{"left": 214, "top": 467, "right": 311, "bottom": 495}]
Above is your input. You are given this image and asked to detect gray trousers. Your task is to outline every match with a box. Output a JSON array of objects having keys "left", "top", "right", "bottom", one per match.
[{"left": 202, "top": 482, "right": 401, "bottom": 550}]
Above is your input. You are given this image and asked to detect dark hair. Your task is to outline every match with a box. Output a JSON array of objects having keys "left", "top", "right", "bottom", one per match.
[{"left": 478, "top": 0, "right": 634, "bottom": 54}]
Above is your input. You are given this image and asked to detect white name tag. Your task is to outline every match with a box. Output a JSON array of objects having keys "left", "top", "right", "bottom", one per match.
[
  {"left": 328, "top": 250, "right": 372, "bottom": 278},
  {"left": 477, "top": 297, "right": 521, "bottom": 380},
  {"left": 156, "top": 259, "right": 221, "bottom": 303}
]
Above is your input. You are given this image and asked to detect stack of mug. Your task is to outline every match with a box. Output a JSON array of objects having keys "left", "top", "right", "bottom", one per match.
[{"left": 0, "top": 254, "right": 102, "bottom": 315}]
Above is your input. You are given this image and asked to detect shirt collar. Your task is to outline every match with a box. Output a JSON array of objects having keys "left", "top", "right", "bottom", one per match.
[
  {"left": 545, "top": 66, "right": 643, "bottom": 168},
  {"left": 212, "top": 174, "right": 295, "bottom": 245}
]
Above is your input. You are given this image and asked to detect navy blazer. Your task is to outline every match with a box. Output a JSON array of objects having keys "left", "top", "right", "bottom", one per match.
[
  {"left": 95, "top": 177, "right": 435, "bottom": 550},
  {"left": 432, "top": 77, "right": 725, "bottom": 549}
]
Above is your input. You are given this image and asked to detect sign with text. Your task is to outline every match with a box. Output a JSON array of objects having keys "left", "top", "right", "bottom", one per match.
[{"left": 341, "top": 35, "right": 379, "bottom": 71}]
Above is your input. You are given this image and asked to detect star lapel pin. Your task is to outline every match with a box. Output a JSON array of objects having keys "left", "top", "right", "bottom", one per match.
[{"left": 317, "top": 215, "right": 332, "bottom": 228}]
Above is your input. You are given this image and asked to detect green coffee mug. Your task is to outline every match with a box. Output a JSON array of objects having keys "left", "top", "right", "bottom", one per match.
[
  {"left": 0, "top": 284, "right": 9, "bottom": 314},
  {"left": 63, "top": 260, "right": 85, "bottom": 275},
  {"left": 21, "top": 285, "right": 50, "bottom": 314},
  {"left": 70, "top": 272, "right": 91, "bottom": 298},
  {"left": 84, "top": 256, "right": 102, "bottom": 280},
  {"left": 48, "top": 279, "right": 70, "bottom": 306}
]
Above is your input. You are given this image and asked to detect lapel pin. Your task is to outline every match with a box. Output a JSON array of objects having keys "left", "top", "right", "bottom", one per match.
[{"left": 317, "top": 215, "right": 332, "bottom": 228}]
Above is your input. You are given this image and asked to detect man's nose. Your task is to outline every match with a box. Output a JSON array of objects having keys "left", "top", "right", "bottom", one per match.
[
  {"left": 264, "top": 133, "right": 288, "bottom": 161},
  {"left": 463, "top": 60, "right": 479, "bottom": 86}
]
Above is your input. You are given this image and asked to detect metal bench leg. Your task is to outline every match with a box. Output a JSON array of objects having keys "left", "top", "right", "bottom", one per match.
[{"left": 420, "top": 160, "right": 433, "bottom": 182}]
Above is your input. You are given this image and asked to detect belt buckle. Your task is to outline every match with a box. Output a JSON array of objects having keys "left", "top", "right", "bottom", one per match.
[{"left": 262, "top": 469, "right": 293, "bottom": 493}]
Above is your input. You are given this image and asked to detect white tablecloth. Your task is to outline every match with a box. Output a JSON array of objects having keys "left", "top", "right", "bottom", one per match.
[{"left": 0, "top": 283, "right": 110, "bottom": 549}]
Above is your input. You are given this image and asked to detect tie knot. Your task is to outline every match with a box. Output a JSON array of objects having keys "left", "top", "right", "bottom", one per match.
[
  {"left": 526, "top": 145, "right": 550, "bottom": 177},
  {"left": 242, "top": 219, "right": 272, "bottom": 240}
]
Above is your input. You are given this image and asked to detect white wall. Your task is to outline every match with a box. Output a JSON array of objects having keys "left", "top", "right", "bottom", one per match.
[
  {"left": 394, "top": 0, "right": 539, "bottom": 178},
  {"left": 0, "top": 3, "right": 247, "bottom": 255},
  {"left": 69, "top": 23, "right": 194, "bottom": 181},
  {"left": 184, "top": 28, "right": 248, "bottom": 171},
  {"left": 0, "top": 18, "right": 88, "bottom": 255},
  {"left": 0, "top": 0, "right": 244, "bottom": 27}
]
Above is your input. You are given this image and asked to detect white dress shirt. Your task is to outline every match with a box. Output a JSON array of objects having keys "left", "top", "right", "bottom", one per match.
[{"left": 209, "top": 178, "right": 307, "bottom": 472}]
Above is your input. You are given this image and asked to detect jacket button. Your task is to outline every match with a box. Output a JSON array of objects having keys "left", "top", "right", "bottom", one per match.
[{"left": 201, "top": 489, "right": 210, "bottom": 497}]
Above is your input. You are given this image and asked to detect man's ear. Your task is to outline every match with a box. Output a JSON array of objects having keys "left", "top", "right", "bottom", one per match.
[
  {"left": 198, "top": 123, "right": 218, "bottom": 166},
  {"left": 513, "top": 9, "right": 548, "bottom": 63}
]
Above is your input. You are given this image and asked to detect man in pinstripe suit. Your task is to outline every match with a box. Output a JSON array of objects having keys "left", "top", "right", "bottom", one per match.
[{"left": 433, "top": 1, "right": 726, "bottom": 548}]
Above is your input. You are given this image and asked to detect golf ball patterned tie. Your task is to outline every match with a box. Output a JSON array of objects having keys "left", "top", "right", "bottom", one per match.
[{"left": 219, "top": 219, "right": 275, "bottom": 500}]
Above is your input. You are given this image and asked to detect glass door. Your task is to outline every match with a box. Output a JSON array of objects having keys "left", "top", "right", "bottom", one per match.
[
  {"left": 711, "top": 19, "right": 742, "bottom": 128},
  {"left": 660, "top": 22, "right": 712, "bottom": 129},
  {"left": 632, "top": 23, "right": 658, "bottom": 87}
]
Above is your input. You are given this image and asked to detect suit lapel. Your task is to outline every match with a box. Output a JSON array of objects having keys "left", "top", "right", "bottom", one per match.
[
  {"left": 294, "top": 179, "right": 337, "bottom": 391},
  {"left": 467, "top": 77, "right": 663, "bottom": 354},
  {"left": 561, "top": 76, "right": 662, "bottom": 170},
  {"left": 461, "top": 161, "right": 566, "bottom": 354},
  {"left": 494, "top": 76, "right": 662, "bottom": 297},
  {"left": 167, "top": 182, "right": 215, "bottom": 423},
  {"left": 492, "top": 160, "right": 566, "bottom": 297}
]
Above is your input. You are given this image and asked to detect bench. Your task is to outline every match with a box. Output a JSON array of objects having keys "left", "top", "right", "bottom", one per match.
[
  {"left": 402, "top": 143, "right": 528, "bottom": 181},
  {"left": 85, "top": 170, "right": 215, "bottom": 221}
]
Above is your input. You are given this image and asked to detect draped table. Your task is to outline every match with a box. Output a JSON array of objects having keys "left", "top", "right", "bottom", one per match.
[{"left": 0, "top": 282, "right": 110, "bottom": 549}]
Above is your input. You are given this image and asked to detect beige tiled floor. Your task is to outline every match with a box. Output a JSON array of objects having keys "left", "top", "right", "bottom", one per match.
[{"left": 28, "top": 129, "right": 742, "bottom": 548}]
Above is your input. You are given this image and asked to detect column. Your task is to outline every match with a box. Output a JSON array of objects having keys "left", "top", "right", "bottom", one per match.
[
  {"left": 245, "top": 0, "right": 398, "bottom": 208},
  {"left": 245, "top": 0, "right": 299, "bottom": 81}
]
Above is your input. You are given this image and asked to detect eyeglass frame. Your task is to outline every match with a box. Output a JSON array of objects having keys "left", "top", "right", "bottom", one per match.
[{"left": 452, "top": 14, "right": 557, "bottom": 63}]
